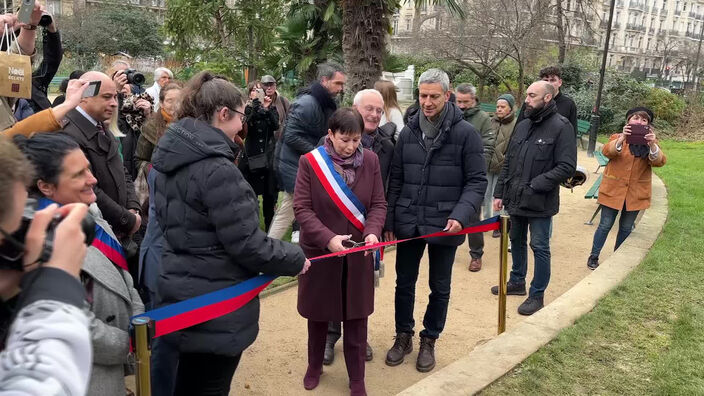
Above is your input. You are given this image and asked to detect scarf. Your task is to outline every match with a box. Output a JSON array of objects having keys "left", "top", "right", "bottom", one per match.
[
  {"left": 419, "top": 103, "right": 448, "bottom": 148},
  {"left": 323, "top": 136, "right": 363, "bottom": 185},
  {"left": 160, "top": 107, "right": 173, "bottom": 124},
  {"left": 309, "top": 82, "right": 338, "bottom": 114},
  {"left": 361, "top": 131, "right": 375, "bottom": 149}
]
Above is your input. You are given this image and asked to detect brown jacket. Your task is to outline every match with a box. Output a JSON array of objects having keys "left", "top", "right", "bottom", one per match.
[
  {"left": 598, "top": 134, "right": 666, "bottom": 211},
  {"left": 1, "top": 108, "right": 60, "bottom": 139},
  {"left": 488, "top": 111, "right": 516, "bottom": 174},
  {"left": 294, "top": 149, "right": 387, "bottom": 322}
]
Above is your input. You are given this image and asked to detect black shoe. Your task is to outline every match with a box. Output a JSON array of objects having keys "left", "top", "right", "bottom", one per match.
[
  {"left": 416, "top": 336, "right": 436, "bottom": 373},
  {"left": 323, "top": 341, "right": 335, "bottom": 365},
  {"left": 491, "top": 282, "right": 527, "bottom": 296},
  {"left": 518, "top": 295, "right": 544, "bottom": 315},
  {"left": 587, "top": 255, "right": 599, "bottom": 270},
  {"left": 385, "top": 332, "right": 413, "bottom": 366},
  {"left": 365, "top": 343, "right": 373, "bottom": 361}
]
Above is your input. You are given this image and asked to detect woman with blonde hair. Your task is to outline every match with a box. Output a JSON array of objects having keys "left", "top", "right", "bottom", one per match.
[{"left": 374, "top": 80, "right": 404, "bottom": 141}]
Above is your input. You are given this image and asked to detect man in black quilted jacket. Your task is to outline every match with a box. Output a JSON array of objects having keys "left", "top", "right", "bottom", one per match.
[{"left": 383, "top": 68, "right": 487, "bottom": 373}]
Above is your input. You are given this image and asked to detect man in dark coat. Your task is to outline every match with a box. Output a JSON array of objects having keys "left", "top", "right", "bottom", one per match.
[
  {"left": 269, "top": 62, "right": 346, "bottom": 240},
  {"left": 384, "top": 69, "right": 487, "bottom": 373},
  {"left": 61, "top": 71, "right": 141, "bottom": 241},
  {"left": 491, "top": 81, "right": 576, "bottom": 316},
  {"left": 516, "top": 65, "right": 578, "bottom": 137},
  {"left": 456, "top": 83, "right": 496, "bottom": 272}
]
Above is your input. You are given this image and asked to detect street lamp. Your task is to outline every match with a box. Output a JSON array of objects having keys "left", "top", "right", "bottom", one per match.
[{"left": 588, "top": 0, "right": 617, "bottom": 156}]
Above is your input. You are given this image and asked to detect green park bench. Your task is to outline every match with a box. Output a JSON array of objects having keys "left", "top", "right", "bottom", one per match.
[
  {"left": 479, "top": 102, "right": 496, "bottom": 113},
  {"left": 584, "top": 173, "right": 603, "bottom": 225},
  {"left": 593, "top": 150, "right": 609, "bottom": 173},
  {"left": 577, "top": 119, "right": 590, "bottom": 148},
  {"left": 49, "top": 76, "right": 67, "bottom": 92}
]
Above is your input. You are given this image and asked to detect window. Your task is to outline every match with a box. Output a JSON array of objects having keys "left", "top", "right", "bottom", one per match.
[
  {"left": 406, "top": 18, "right": 411, "bottom": 30},
  {"left": 647, "top": 37, "right": 651, "bottom": 48}
]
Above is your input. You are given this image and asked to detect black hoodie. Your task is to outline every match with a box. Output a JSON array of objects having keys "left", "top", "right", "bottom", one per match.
[{"left": 151, "top": 117, "right": 305, "bottom": 356}]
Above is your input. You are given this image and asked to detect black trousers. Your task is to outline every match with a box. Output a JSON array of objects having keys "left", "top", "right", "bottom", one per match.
[
  {"left": 174, "top": 352, "right": 242, "bottom": 396},
  {"left": 394, "top": 238, "right": 457, "bottom": 339},
  {"left": 467, "top": 211, "right": 484, "bottom": 259}
]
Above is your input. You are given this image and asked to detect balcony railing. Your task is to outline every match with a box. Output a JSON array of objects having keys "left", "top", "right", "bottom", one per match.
[
  {"left": 690, "top": 11, "right": 698, "bottom": 18},
  {"left": 626, "top": 23, "right": 646, "bottom": 31},
  {"left": 649, "top": 27, "right": 655, "bottom": 33},
  {"left": 670, "top": 29, "right": 682, "bottom": 36},
  {"left": 629, "top": 2, "right": 646, "bottom": 11}
]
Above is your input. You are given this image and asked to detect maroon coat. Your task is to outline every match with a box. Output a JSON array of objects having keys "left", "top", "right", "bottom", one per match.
[{"left": 294, "top": 149, "right": 387, "bottom": 322}]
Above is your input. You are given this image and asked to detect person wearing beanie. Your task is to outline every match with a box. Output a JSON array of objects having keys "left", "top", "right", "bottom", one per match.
[
  {"left": 586, "top": 107, "right": 666, "bottom": 269},
  {"left": 485, "top": 94, "right": 517, "bottom": 238}
]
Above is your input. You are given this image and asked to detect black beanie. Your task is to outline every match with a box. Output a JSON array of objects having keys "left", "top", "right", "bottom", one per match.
[{"left": 626, "top": 107, "right": 654, "bottom": 123}]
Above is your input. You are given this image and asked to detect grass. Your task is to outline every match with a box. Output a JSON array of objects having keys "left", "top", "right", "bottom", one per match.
[{"left": 481, "top": 140, "right": 704, "bottom": 395}]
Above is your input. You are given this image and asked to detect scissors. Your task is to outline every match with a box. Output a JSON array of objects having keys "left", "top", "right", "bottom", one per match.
[{"left": 341, "top": 239, "right": 366, "bottom": 248}]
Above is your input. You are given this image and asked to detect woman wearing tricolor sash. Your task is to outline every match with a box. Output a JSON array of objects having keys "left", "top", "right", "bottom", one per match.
[
  {"left": 294, "top": 108, "right": 387, "bottom": 396},
  {"left": 14, "top": 133, "right": 144, "bottom": 396}
]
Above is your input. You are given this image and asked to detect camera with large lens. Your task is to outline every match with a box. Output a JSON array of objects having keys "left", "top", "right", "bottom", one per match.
[
  {"left": 125, "top": 69, "right": 145, "bottom": 86},
  {"left": 0, "top": 200, "right": 96, "bottom": 271}
]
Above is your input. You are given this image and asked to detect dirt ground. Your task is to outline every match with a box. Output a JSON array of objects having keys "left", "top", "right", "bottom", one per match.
[{"left": 221, "top": 148, "right": 618, "bottom": 395}]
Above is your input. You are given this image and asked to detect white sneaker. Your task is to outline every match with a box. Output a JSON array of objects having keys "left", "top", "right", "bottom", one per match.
[{"left": 291, "top": 230, "right": 300, "bottom": 244}]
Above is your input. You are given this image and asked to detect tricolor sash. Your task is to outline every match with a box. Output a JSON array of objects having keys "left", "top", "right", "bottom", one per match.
[
  {"left": 37, "top": 198, "right": 129, "bottom": 272},
  {"left": 304, "top": 146, "right": 366, "bottom": 232}
]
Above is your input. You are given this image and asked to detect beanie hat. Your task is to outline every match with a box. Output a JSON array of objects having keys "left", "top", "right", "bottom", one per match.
[
  {"left": 626, "top": 106, "right": 654, "bottom": 123},
  {"left": 497, "top": 93, "right": 516, "bottom": 109}
]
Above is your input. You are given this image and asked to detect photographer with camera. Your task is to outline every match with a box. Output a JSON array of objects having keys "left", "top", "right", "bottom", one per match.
[
  {"left": 240, "top": 81, "right": 280, "bottom": 230},
  {"left": 13, "top": 10, "right": 62, "bottom": 121},
  {"left": 14, "top": 132, "right": 144, "bottom": 396},
  {"left": 0, "top": 139, "right": 92, "bottom": 395}
]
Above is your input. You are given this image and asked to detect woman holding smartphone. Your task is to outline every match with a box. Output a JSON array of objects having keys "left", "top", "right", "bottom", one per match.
[{"left": 586, "top": 107, "right": 666, "bottom": 269}]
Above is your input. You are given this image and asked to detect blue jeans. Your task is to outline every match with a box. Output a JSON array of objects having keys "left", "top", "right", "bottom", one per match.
[
  {"left": 590, "top": 204, "right": 639, "bottom": 258},
  {"left": 508, "top": 216, "right": 552, "bottom": 298},
  {"left": 394, "top": 238, "right": 458, "bottom": 339},
  {"left": 146, "top": 301, "right": 179, "bottom": 396}
]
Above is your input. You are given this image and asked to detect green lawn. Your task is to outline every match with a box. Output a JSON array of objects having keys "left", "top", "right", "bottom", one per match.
[{"left": 481, "top": 140, "right": 704, "bottom": 395}]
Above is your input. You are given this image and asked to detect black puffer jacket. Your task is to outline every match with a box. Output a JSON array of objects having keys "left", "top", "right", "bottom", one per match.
[
  {"left": 385, "top": 102, "right": 487, "bottom": 246},
  {"left": 151, "top": 118, "right": 305, "bottom": 356},
  {"left": 494, "top": 101, "right": 576, "bottom": 217}
]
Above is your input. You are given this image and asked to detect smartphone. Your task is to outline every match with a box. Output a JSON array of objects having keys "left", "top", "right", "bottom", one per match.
[
  {"left": 17, "top": 0, "right": 35, "bottom": 25},
  {"left": 82, "top": 81, "right": 102, "bottom": 98},
  {"left": 255, "top": 88, "right": 265, "bottom": 103},
  {"left": 627, "top": 124, "right": 649, "bottom": 145}
]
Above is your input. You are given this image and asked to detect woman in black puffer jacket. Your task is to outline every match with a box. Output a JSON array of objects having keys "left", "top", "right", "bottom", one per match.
[{"left": 151, "top": 71, "right": 310, "bottom": 396}]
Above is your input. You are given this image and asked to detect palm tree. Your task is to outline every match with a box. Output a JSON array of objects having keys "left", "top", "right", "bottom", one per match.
[{"left": 340, "top": 0, "right": 466, "bottom": 96}]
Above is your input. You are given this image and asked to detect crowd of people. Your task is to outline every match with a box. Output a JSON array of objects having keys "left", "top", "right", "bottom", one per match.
[{"left": 0, "top": 4, "right": 667, "bottom": 396}]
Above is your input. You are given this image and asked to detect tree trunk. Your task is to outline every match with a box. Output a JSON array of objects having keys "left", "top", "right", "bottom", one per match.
[
  {"left": 341, "top": 0, "right": 388, "bottom": 97},
  {"left": 556, "top": 0, "right": 567, "bottom": 63}
]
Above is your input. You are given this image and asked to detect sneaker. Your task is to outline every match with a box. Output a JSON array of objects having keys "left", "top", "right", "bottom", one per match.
[
  {"left": 291, "top": 230, "right": 300, "bottom": 244},
  {"left": 365, "top": 343, "right": 373, "bottom": 362},
  {"left": 492, "top": 229, "right": 501, "bottom": 238},
  {"left": 416, "top": 336, "right": 436, "bottom": 372},
  {"left": 490, "top": 282, "right": 527, "bottom": 296},
  {"left": 517, "top": 295, "right": 544, "bottom": 315},
  {"left": 469, "top": 257, "right": 482, "bottom": 272},
  {"left": 385, "top": 332, "right": 413, "bottom": 366},
  {"left": 587, "top": 255, "right": 599, "bottom": 270}
]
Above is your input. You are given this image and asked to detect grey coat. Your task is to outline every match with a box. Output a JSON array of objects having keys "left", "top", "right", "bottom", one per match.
[{"left": 82, "top": 205, "right": 144, "bottom": 396}]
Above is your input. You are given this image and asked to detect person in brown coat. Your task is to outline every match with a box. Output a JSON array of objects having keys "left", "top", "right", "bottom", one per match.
[
  {"left": 587, "top": 107, "right": 666, "bottom": 269},
  {"left": 293, "top": 108, "right": 387, "bottom": 396}
]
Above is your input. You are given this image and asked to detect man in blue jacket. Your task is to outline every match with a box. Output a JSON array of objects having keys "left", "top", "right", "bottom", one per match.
[
  {"left": 384, "top": 69, "right": 487, "bottom": 373},
  {"left": 268, "top": 62, "right": 346, "bottom": 239}
]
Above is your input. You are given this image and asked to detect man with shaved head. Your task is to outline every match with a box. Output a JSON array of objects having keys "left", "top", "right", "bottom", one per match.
[
  {"left": 62, "top": 71, "right": 141, "bottom": 244},
  {"left": 490, "top": 80, "right": 576, "bottom": 316}
]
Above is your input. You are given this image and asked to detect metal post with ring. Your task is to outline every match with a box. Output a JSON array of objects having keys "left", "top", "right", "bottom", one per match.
[{"left": 498, "top": 215, "right": 510, "bottom": 334}]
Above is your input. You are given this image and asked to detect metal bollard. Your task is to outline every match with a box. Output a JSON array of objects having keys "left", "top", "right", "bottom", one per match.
[
  {"left": 498, "top": 215, "right": 510, "bottom": 334},
  {"left": 132, "top": 317, "right": 153, "bottom": 396}
]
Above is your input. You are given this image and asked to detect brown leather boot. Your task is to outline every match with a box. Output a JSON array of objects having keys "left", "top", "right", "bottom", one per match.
[
  {"left": 469, "top": 257, "right": 482, "bottom": 272},
  {"left": 385, "top": 332, "right": 413, "bottom": 366},
  {"left": 416, "top": 336, "right": 436, "bottom": 372}
]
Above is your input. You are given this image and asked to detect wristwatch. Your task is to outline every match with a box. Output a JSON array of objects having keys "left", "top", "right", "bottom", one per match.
[{"left": 22, "top": 24, "right": 37, "bottom": 30}]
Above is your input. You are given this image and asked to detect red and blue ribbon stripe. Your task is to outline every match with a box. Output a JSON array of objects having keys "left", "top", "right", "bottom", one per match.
[
  {"left": 37, "top": 198, "right": 128, "bottom": 271},
  {"left": 134, "top": 216, "right": 501, "bottom": 338}
]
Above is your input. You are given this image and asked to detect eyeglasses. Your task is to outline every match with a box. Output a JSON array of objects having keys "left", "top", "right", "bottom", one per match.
[
  {"left": 228, "top": 108, "right": 247, "bottom": 122},
  {"left": 362, "top": 105, "right": 384, "bottom": 116}
]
